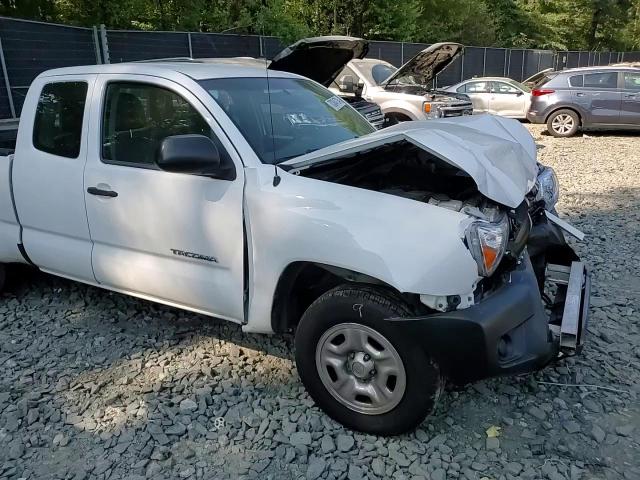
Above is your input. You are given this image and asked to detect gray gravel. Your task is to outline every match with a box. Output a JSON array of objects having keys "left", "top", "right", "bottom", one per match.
[{"left": 1, "top": 125, "right": 639, "bottom": 480}]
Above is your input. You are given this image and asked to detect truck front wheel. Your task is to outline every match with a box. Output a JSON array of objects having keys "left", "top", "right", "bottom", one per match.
[
  {"left": 294, "top": 285, "right": 442, "bottom": 435},
  {"left": 0, "top": 264, "right": 5, "bottom": 292}
]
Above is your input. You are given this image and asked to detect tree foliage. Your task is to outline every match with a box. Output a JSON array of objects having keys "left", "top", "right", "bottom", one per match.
[{"left": 1, "top": 0, "right": 638, "bottom": 50}]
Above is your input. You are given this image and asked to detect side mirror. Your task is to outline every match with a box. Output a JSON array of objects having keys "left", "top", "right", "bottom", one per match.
[
  {"left": 339, "top": 75, "right": 356, "bottom": 93},
  {"left": 157, "top": 134, "right": 221, "bottom": 176},
  {"left": 516, "top": 91, "right": 524, "bottom": 96}
]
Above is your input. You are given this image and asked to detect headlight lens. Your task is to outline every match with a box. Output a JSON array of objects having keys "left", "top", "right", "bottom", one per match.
[
  {"left": 535, "top": 166, "right": 559, "bottom": 209},
  {"left": 465, "top": 217, "right": 509, "bottom": 276}
]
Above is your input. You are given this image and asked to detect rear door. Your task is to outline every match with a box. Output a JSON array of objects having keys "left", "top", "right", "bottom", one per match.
[
  {"left": 459, "top": 81, "right": 492, "bottom": 113},
  {"left": 489, "top": 81, "right": 527, "bottom": 117},
  {"left": 12, "top": 76, "right": 96, "bottom": 281},
  {"left": 84, "top": 75, "right": 246, "bottom": 321},
  {"left": 620, "top": 71, "right": 640, "bottom": 125},
  {"left": 578, "top": 71, "right": 621, "bottom": 124}
]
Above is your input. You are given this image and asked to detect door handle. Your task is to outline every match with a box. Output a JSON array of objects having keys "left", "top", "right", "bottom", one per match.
[
  {"left": 87, "top": 186, "right": 118, "bottom": 198},
  {"left": 576, "top": 92, "right": 585, "bottom": 97},
  {"left": 624, "top": 93, "right": 637, "bottom": 98}
]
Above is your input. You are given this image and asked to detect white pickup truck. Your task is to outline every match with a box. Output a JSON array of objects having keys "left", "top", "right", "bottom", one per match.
[{"left": 0, "top": 61, "right": 590, "bottom": 435}]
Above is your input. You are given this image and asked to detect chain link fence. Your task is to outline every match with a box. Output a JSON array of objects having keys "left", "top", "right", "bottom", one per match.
[{"left": 0, "top": 15, "right": 639, "bottom": 120}]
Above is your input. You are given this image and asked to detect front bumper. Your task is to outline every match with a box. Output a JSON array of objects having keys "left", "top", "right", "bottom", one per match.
[{"left": 389, "top": 251, "right": 590, "bottom": 385}]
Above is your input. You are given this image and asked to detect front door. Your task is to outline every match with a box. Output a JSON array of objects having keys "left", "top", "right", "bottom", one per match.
[
  {"left": 11, "top": 76, "right": 97, "bottom": 281},
  {"left": 620, "top": 71, "right": 640, "bottom": 125},
  {"left": 84, "top": 75, "right": 246, "bottom": 321},
  {"left": 489, "top": 81, "right": 527, "bottom": 117}
]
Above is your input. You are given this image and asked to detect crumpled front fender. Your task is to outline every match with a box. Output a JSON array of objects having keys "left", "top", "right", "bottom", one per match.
[{"left": 243, "top": 165, "right": 479, "bottom": 333}]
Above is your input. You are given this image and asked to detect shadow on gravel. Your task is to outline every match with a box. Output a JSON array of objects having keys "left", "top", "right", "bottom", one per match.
[{"left": 539, "top": 129, "right": 640, "bottom": 137}]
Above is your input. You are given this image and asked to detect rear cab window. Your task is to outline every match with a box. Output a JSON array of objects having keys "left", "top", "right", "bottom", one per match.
[{"left": 33, "top": 81, "right": 88, "bottom": 158}]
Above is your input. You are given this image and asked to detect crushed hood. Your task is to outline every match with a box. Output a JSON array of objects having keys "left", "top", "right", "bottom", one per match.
[
  {"left": 381, "top": 42, "right": 463, "bottom": 87},
  {"left": 281, "top": 115, "right": 538, "bottom": 209},
  {"left": 269, "top": 36, "right": 368, "bottom": 87}
]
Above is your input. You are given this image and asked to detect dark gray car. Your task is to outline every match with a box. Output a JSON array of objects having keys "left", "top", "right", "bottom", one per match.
[{"left": 527, "top": 66, "right": 640, "bottom": 137}]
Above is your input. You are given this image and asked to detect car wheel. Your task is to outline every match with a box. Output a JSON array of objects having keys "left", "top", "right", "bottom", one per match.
[
  {"left": 547, "top": 109, "right": 580, "bottom": 137},
  {"left": 294, "top": 285, "right": 442, "bottom": 435},
  {"left": 386, "top": 113, "right": 411, "bottom": 125},
  {"left": 0, "top": 264, "right": 5, "bottom": 292}
]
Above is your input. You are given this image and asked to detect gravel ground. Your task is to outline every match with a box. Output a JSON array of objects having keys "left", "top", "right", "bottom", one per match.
[{"left": 1, "top": 125, "right": 639, "bottom": 480}]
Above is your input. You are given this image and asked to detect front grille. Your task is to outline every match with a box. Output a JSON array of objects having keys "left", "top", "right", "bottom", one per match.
[
  {"left": 364, "top": 110, "right": 385, "bottom": 129},
  {"left": 440, "top": 103, "right": 474, "bottom": 117}
]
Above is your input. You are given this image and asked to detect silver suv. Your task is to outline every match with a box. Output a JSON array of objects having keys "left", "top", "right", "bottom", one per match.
[{"left": 527, "top": 66, "right": 640, "bottom": 137}]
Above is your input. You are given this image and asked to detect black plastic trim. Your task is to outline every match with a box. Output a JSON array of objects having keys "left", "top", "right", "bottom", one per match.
[
  {"left": 17, "top": 243, "right": 36, "bottom": 267},
  {"left": 387, "top": 255, "right": 556, "bottom": 385}
]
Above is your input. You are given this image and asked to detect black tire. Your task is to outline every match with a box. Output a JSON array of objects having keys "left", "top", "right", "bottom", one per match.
[
  {"left": 386, "top": 113, "right": 412, "bottom": 125},
  {"left": 294, "top": 285, "right": 442, "bottom": 435},
  {"left": 0, "top": 264, "right": 5, "bottom": 292},
  {"left": 546, "top": 109, "right": 580, "bottom": 137}
]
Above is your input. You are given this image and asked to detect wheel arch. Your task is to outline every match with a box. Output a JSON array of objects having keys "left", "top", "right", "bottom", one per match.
[
  {"left": 544, "top": 106, "right": 583, "bottom": 125},
  {"left": 270, "top": 261, "right": 401, "bottom": 334}
]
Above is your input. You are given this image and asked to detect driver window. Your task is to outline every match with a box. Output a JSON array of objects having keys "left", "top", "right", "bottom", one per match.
[
  {"left": 101, "top": 82, "right": 226, "bottom": 168},
  {"left": 332, "top": 66, "right": 358, "bottom": 89}
]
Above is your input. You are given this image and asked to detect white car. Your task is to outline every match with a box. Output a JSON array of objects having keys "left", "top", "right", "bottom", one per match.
[
  {"left": 444, "top": 77, "right": 532, "bottom": 118},
  {"left": 0, "top": 61, "right": 589, "bottom": 435}
]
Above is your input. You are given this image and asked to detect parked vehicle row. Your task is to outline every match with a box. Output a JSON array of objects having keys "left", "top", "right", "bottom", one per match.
[{"left": 0, "top": 57, "right": 589, "bottom": 435}]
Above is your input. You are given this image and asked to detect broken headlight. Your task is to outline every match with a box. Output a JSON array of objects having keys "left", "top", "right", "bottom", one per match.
[
  {"left": 535, "top": 166, "right": 559, "bottom": 209},
  {"left": 465, "top": 216, "right": 509, "bottom": 276}
]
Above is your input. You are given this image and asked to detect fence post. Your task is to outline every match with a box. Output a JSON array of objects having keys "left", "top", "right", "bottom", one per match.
[
  {"left": 401, "top": 42, "right": 404, "bottom": 64},
  {"left": 187, "top": 32, "right": 193, "bottom": 58},
  {"left": 482, "top": 47, "right": 486, "bottom": 76},
  {"left": 504, "top": 49, "right": 507, "bottom": 76},
  {"left": 259, "top": 35, "right": 264, "bottom": 58},
  {"left": 0, "top": 35, "right": 16, "bottom": 118},
  {"left": 100, "top": 24, "right": 110, "bottom": 64},
  {"left": 520, "top": 49, "right": 525, "bottom": 81},
  {"left": 92, "top": 26, "right": 102, "bottom": 64}
]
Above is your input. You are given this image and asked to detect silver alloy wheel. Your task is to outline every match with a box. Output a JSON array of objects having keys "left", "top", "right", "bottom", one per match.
[
  {"left": 551, "top": 113, "right": 575, "bottom": 134},
  {"left": 315, "top": 323, "right": 406, "bottom": 415}
]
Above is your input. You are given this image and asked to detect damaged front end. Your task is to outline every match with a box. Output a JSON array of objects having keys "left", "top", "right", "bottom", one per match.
[{"left": 281, "top": 115, "right": 590, "bottom": 384}]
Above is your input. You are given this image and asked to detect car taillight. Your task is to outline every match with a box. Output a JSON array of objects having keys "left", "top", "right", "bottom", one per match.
[{"left": 532, "top": 88, "right": 555, "bottom": 97}]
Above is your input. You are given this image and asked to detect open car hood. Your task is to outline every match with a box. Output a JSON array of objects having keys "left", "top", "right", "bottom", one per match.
[
  {"left": 381, "top": 42, "right": 463, "bottom": 87},
  {"left": 281, "top": 115, "right": 538, "bottom": 209},
  {"left": 269, "top": 36, "right": 368, "bottom": 87}
]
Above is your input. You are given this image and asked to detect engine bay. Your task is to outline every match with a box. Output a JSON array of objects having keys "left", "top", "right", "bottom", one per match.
[{"left": 296, "top": 140, "right": 502, "bottom": 220}]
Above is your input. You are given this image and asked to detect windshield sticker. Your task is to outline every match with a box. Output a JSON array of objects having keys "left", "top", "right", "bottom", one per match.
[{"left": 325, "top": 96, "right": 346, "bottom": 111}]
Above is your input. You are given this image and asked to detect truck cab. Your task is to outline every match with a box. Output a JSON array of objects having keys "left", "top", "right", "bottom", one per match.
[{"left": 0, "top": 61, "right": 589, "bottom": 436}]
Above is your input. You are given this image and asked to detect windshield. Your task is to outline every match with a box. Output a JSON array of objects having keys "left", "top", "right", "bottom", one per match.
[
  {"left": 199, "top": 77, "right": 375, "bottom": 164},
  {"left": 352, "top": 60, "right": 397, "bottom": 85}
]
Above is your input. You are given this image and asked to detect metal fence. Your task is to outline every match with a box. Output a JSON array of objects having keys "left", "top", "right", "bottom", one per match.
[{"left": 1, "top": 15, "right": 639, "bottom": 120}]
